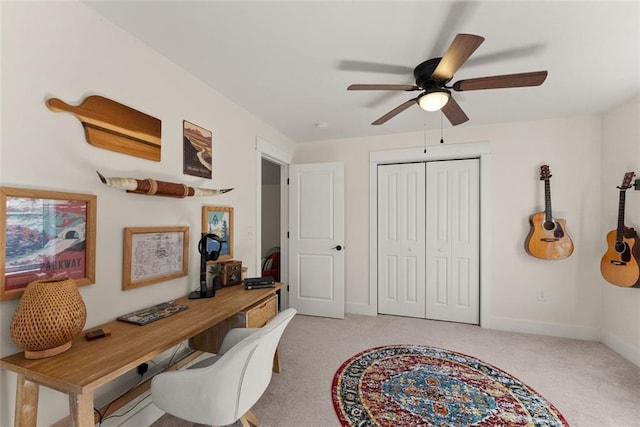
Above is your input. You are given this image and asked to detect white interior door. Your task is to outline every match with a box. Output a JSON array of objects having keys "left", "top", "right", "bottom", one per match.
[
  {"left": 288, "top": 162, "right": 345, "bottom": 318},
  {"left": 377, "top": 163, "right": 426, "bottom": 318},
  {"left": 425, "top": 159, "right": 479, "bottom": 324}
]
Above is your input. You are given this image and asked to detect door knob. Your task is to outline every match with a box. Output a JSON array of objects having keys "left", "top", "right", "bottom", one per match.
[{"left": 331, "top": 245, "right": 343, "bottom": 251}]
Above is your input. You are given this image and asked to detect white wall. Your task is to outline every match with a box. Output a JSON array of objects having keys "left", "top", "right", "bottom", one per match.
[
  {"left": 0, "top": 2, "right": 294, "bottom": 425},
  {"left": 600, "top": 95, "right": 640, "bottom": 366},
  {"left": 294, "top": 115, "right": 605, "bottom": 339}
]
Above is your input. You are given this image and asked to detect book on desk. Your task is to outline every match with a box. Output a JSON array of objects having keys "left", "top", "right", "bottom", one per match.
[
  {"left": 117, "top": 301, "right": 188, "bottom": 325},
  {"left": 243, "top": 276, "right": 276, "bottom": 290}
]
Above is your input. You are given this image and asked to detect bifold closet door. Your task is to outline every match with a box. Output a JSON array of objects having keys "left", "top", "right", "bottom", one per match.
[
  {"left": 425, "top": 159, "right": 479, "bottom": 324},
  {"left": 377, "top": 163, "right": 426, "bottom": 318}
]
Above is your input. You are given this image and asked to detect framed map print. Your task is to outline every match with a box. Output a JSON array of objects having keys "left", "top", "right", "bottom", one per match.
[{"left": 123, "top": 226, "right": 189, "bottom": 290}]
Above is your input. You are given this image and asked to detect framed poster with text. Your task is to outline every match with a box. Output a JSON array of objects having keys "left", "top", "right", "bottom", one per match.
[
  {"left": 0, "top": 187, "right": 96, "bottom": 300},
  {"left": 183, "top": 120, "right": 212, "bottom": 179}
]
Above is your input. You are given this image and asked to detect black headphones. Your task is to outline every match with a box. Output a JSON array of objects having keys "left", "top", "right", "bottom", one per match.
[{"left": 198, "top": 233, "right": 224, "bottom": 261}]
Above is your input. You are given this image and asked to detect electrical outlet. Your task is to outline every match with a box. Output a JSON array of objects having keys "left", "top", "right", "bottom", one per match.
[
  {"left": 137, "top": 363, "right": 149, "bottom": 376},
  {"left": 536, "top": 288, "right": 548, "bottom": 302}
]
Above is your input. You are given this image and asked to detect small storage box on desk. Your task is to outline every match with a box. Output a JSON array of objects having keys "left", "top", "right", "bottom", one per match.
[{"left": 220, "top": 260, "right": 242, "bottom": 286}]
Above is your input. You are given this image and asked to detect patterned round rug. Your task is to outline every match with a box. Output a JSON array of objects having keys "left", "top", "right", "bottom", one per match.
[{"left": 331, "top": 345, "right": 569, "bottom": 426}]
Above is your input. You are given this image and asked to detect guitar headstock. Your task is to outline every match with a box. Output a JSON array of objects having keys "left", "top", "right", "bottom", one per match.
[
  {"left": 618, "top": 172, "right": 636, "bottom": 190},
  {"left": 539, "top": 165, "right": 552, "bottom": 181}
]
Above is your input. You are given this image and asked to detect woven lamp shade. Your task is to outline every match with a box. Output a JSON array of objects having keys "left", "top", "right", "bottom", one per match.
[{"left": 10, "top": 277, "right": 87, "bottom": 359}]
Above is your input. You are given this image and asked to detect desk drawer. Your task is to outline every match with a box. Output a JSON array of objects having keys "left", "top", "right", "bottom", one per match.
[
  {"left": 190, "top": 293, "right": 278, "bottom": 353},
  {"left": 245, "top": 294, "right": 277, "bottom": 328}
]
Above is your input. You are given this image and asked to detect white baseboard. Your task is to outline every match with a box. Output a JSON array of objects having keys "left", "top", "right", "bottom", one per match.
[
  {"left": 347, "top": 304, "right": 602, "bottom": 341},
  {"left": 481, "top": 315, "right": 601, "bottom": 340},
  {"left": 98, "top": 348, "right": 207, "bottom": 426},
  {"left": 96, "top": 391, "right": 160, "bottom": 427},
  {"left": 345, "top": 302, "right": 376, "bottom": 316},
  {"left": 116, "top": 395, "right": 163, "bottom": 427},
  {"left": 601, "top": 328, "right": 640, "bottom": 367}
]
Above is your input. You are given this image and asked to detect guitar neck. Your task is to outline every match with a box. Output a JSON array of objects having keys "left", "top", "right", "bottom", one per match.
[
  {"left": 544, "top": 178, "right": 553, "bottom": 220},
  {"left": 616, "top": 189, "right": 626, "bottom": 242}
]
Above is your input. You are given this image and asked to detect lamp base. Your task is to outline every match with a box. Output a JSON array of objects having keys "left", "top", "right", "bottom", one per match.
[
  {"left": 24, "top": 341, "right": 72, "bottom": 359},
  {"left": 188, "top": 289, "right": 215, "bottom": 299}
]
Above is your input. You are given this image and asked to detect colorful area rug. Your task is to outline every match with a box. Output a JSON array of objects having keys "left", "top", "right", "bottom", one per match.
[{"left": 332, "top": 345, "right": 569, "bottom": 426}]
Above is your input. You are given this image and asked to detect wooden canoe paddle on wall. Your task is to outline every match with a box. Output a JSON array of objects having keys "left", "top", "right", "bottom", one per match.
[{"left": 46, "top": 95, "right": 161, "bottom": 161}]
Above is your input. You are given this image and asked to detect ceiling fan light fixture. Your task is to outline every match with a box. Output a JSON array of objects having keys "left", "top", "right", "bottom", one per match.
[{"left": 418, "top": 88, "right": 451, "bottom": 112}]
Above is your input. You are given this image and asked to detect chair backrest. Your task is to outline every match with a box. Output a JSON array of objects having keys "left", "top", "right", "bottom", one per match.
[
  {"left": 236, "top": 307, "right": 296, "bottom": 416},
  {"left": 151, "top": 308, "right": 296, "bottom": 425}
]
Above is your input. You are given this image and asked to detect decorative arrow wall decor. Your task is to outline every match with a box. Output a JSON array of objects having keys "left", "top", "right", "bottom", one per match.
[{"left": 97, "top": 172, "right": 232, "bottom": 198}]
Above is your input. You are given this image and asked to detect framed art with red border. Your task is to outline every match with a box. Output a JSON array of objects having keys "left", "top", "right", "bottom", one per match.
[{"left": 0, "top": 187, "right": 96, "bottom": 300}]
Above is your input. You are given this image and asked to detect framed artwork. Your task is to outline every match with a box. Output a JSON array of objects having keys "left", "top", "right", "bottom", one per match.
[
  {"left": 123, "top": 226, "right": 189, "bottom": 290},
  {"left": 183, "top": 120, "right": 212, "bottom": 179},
  {"left": 202, "top": 206, "right": 233, "bottom": 261},
  {"left": 0, "top": 187, "right": 97, "bottom": 301}
]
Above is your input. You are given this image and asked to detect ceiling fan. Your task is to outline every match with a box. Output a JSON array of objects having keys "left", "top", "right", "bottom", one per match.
[{"left": 347, "top": 33, "right": 548, "bottom": 126}]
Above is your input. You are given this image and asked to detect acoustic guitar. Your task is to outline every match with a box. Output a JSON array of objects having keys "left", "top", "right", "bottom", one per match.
[
  {"left": 600, "top": 172, "right": 640, "bottom": 288},
  {"left": 525, "top": 165, "right": 574, "bottom": 259}
]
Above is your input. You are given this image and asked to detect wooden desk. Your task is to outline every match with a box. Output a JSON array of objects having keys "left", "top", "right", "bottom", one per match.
[{"left": 0, "top": 284, "right": 282, "bottom": 427}]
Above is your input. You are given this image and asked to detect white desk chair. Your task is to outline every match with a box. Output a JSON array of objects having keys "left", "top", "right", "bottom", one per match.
[{"left": 151, "top": 308, "right": 297, "bottom": 426}]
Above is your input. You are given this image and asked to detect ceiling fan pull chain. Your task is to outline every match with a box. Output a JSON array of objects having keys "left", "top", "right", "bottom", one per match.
[
  {"left": 440, "top": 112, "right": 445, "bottom": 144},
  {"left": 424, "top": 120, "right": 428, "bottom": 153}
]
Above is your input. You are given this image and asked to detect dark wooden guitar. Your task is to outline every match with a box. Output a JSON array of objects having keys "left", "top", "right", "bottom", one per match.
[
  {"left": 525, "top": 165, "right": 574, "bottom": 259},
  {"left": 600, "top": 172, "right": 640, "bottom": 287}
]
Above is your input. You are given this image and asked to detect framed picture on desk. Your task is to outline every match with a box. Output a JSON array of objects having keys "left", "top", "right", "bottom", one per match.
[
  {"left": 0, "top": 186, "right": 97, "bottom": 300},
  {"left": 202, "top": 206, "right": 233, "bottom": 261}
]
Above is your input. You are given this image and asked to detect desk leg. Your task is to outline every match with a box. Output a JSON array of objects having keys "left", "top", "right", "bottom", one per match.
[
  {"left": 69, "top": 391, "right": 94, "bottom": 427},
  {"left": 15, "top": 374, "right": 39, "bottom": 427}
]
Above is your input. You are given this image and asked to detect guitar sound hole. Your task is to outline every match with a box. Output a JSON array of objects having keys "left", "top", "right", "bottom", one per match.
[
  {"left": 615, "top": 241, "right": 628, "bottom": 254},
  {"left": 543, "top": 221, "right": 556, "bottom": 231}
]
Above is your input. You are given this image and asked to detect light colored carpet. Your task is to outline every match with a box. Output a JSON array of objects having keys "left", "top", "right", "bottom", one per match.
[{"left": 152, "top": 313, "right": 640, "bottom": 427}]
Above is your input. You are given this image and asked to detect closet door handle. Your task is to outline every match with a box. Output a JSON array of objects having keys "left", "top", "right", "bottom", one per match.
[{"left": 331, "top": 245, "right": 343, "bottom": 251}]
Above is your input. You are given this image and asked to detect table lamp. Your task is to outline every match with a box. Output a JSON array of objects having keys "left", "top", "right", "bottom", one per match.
[{"left": 10, "top": 277, "right": 86, "bottom": 359}]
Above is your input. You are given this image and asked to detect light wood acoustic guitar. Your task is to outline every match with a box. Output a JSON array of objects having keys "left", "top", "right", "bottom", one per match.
[
  {"left": 525, "top": 165, "right": 574, "bottom": 260},
  {"left": 600, "top": 172, "right": 640, "bottom": 288}
]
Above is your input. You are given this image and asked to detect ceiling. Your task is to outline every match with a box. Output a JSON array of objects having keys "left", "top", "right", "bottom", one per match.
[{"left": 84, "top": 1, "right": 640, "bottom": 143}]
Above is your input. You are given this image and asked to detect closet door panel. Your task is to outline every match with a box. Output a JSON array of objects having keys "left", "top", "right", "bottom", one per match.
[
  {"left": 426, "top": 159, "right": 479, "bottom": 324},
  {"left": 377, "top": 163, "right": 426, "bottom": 318}
]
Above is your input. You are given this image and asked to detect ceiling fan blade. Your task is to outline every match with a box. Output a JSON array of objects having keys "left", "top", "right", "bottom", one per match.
[
  {"left": 372, "top": 98, "right": 418, "bottom": 125},
  {"left": 441, "top": 97, "right": 469, "bottom": 126},
  {"left": 452, "top": 71, "right": 548, "bottom": 91},
  {"left": 429, "top": 2, "right": 479, "bottom": 57},
  {"left": 348, "top": 84, "right": 420, "bottom": 91},
  {"left": 432, "top": 33, "right": 484, "bottom": 82},
  {"left": 464, "top": 43, "right": 545, "bottom": 68}
]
